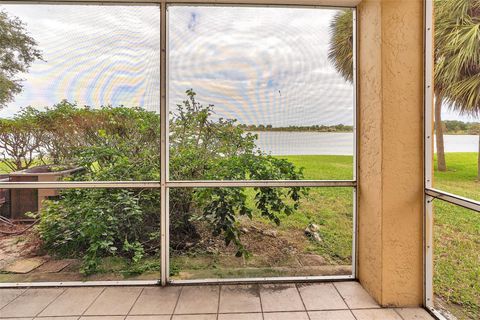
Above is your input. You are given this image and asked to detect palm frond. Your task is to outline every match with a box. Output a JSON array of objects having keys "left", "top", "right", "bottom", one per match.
[
  {"left": 434, "top": 0, "right": 480, "bottom": 116},
  {"left": 328, "top": 10, "right": 354, "bottom": 83}
]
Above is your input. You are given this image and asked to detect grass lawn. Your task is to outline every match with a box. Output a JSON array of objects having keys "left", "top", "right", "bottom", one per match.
[
  {"left": 433, "top": 153, "right": 480, "bottom": 201},
  {"left": 275, "top": 155, "right": 354, "bottom": 263},
  {"left": 432, "top": 153, "right": 479, "bottom": 319}
]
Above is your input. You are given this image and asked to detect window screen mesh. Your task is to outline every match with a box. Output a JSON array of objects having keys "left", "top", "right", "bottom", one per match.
[
  {"left": 168, "top": 6, "right": 355, "bottom": 180},
  {"left": 0, "top": 4, "right": 160, "bottom": 116},
  {"left": 0, "top": 4, "right": 161, "bottom": 181}
]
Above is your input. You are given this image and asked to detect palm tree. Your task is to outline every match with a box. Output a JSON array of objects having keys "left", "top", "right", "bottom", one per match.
[
  {"left": 434, "top": 0, "right": 480, "bottom": 179},
  {"left": 328, "top": 2, "right": 480, "bottom": 178},
  {"left": 328, "top": 10, "right": 354, "bottom": 84}
]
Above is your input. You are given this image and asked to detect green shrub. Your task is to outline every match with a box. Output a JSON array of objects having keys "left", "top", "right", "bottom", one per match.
[
  {"left": 38, "top": 189, "right": 159, "bottom": 274},
  {"left": 33, "top": 89, "right": 305, "bottom": 274}
]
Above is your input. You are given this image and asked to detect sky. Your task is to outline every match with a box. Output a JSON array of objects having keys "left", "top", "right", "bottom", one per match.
[{"left": 0, "top": 4, "right": 475, "bottom": 125}]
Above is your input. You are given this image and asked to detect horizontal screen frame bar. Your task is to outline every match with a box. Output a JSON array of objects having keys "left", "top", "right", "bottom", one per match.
[
  {"left": 0, "top": 181, "right": 162, "bottom": 189},
  {"left": 0, "top": 276, "right": 354, "bottom": 288},
  {"left": 169, "top": 274, "right": 354, "bottom": 285},
  {"left": 168, "top": 180, "right": 356, "bottom": 188},
  {"left": 425, "top": 188, "right": 480, "bottom": 213},
  {"left": 0, "top": 280, "right": 160, "bottom": 288},
  {"left": 0, "top": 1, "right": 360, "bottom": 9},
  {"left": 0, "top": 180, "right": 356, "bottom": 189}
]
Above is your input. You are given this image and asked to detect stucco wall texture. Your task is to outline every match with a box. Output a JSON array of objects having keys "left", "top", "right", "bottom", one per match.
[{"left": 358, "top": 0, "right": 424, "bottom": 307}]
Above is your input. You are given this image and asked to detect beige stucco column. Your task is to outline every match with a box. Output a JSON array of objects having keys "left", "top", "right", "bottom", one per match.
[{"left": 357, "top": 0, "right": 424, "bottom": 306}]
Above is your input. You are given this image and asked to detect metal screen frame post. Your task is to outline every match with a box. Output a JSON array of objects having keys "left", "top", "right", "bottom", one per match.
[
  {"left": 160, "top": 1, "right": 168, "bottom": 286},
  {"left": 423, "top": 0, "right": 436, "bottom": 313},
  {"left": 351, "top": 7, "right": 358, "bottom": 279}
]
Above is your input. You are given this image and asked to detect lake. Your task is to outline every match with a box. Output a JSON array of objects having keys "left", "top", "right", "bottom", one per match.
[{"left": 252, "top": 132, "right": 479, "bottom": 156}]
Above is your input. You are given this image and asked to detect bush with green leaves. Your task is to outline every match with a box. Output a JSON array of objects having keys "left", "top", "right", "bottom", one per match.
[{"left": 33, "top": 90, "right": 305, "bottom": 274}]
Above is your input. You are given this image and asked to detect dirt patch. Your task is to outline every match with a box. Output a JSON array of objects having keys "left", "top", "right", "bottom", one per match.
[
  {"left": 434, "top": 295, "right": 477, "bottom": 320},
  {"left": 172, "top": 219, "right": 324, "bottom": 271},
  {"left": 0, "top": 221, "right": 42, "bottom": 270}
]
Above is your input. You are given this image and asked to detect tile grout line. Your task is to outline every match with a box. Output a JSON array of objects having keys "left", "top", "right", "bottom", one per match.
[
  {"left": 35, "top": 288, "right": 67, "bottom": 318},
  {"left": 348, "top": 309, "right": 359, "bottom": 320},
  {"left": 36, "top": 287, "right": 70, "bottom": 318},
  {"left": 216, "top": 285, "right": 221, "bottom": 320},
  {"left": 169, "top": 285, "right": 183, "bottom": 320},
  {"left": 332, "top": 282, "right": 351, "bottom": 310},
  {"left": 394, "top": 308, "right": 406, "bottom": 320},
  {"left": 294, "top": 283, "right": 311, "bottom": 320},
  {"left": 257, "top": 284, "right": 265, "bottom": 320},
  {"left": 125, "top": 287, "right": 145, "bottom": 319},
  {"left": 263, "top": 308, "right": 357, "bottom": 313},
  {"left": 332, "top": 282, "right": 360, "bottom": 320},
  {"left": 0, "top": 287, "right": 28, "bottom": 312},
  {"left": 80, "top": 286, "right": 107, "bottom": 318}
]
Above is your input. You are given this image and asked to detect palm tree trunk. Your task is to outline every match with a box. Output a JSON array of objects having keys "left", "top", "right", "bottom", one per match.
[{"left": 435, "top": 93, "right": 447, "bottom": 171}]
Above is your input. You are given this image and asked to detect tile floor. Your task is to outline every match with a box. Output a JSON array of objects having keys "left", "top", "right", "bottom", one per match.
[{"left": 0, "top": 282, "right": 434, "bottom": 320}]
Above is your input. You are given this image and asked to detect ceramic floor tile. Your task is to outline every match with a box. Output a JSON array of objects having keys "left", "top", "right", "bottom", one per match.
[
  {"left": 219, "top": 285, "right": 261, "bottom": 313},
  {"left": 0, "top": 288, "right": 26, "bottom": 309},
  {"left": 298, "top": 283, "right": 348, "bottom": 311},
  {"left": 126, "top": 316, "right": 171, "bottom": 320},
  {"left": 334, "top": 282, "right": 380, "bottom": 309},
  {"left": 39, "top": 287, "right": 104, "bottom": 316},
  {"left": 0, "top": 288, "right": 64, "bottom": 318},
  {"left": 259, "top": 284, "right": 304, "bottom": 312},
  {"left": 174, "top": 286, "right": 219, "bottom": 315},
  {"left": 0, "top": 282, "right": 390, "bottom": 320},
  {"left": 80, "top": 317, "right": 125, "bottom": 320},
  {"left": 353, "top": 309, "right": 403, "bottom": 320},
  {"left": 263, "top": 312, "right": 309, "bottom": 320},
  {"left": 35, "top": 317, "right": 79, "bottom": 320},
  {"left": 129, "top": 287, "right": 181, "bottom": 315},
  {"left": 309, "top": 310, "right": 356, "bottom": 320},
  {"left": 396, "top": 308, "right": 435, "bottom": 320},
  {"left": 218, "top": 314, "right": 263, "bottom": 320},
  {"left": 172, "top": 315, "right": 217, "bottom": 320},
  {"left": 83, "top": 287, "right": 143, "bottom": 316}
]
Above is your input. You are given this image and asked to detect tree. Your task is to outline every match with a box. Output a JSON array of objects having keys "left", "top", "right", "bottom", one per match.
[
  {"left": 434, "top": 0, "right": 480, "bottom": 179},
  {"left": 328, "top": 2, "right": 480, "bottom": 177},
  {"left": 0, "top": 107, "right": 45, "bottom": 171},
  {"left": 0, "top": 10, "right": 42, "bottom": 108}
]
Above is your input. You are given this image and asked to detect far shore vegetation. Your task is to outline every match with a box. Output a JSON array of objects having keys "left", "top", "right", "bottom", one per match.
[
  {"left": 238, "top": 120, "right": 480, "bottom": 135},
  {"left": 239, "top": 124, "right": 354, "bottom": 132},
  {"left": 438, "top": 120, "right": 480, "bottom": 135}
]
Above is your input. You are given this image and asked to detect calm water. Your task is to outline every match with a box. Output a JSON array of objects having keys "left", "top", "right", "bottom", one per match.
[
  {"left": 0, "top": 132, "right": 477, "bottom": 158},
  {"left": 252, "top": 132, "right": 479, "bottom": 156}
]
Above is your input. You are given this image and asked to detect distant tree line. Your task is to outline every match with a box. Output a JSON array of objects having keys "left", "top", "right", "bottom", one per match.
[
  {"left": 438, "top": 120, "right": 480, "bottom": 135},
  {"left": 239, "top": 124, "right": 354, "bottom": 133}
]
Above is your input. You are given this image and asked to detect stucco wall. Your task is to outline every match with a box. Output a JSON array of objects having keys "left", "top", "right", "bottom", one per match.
[{"left": 357, "top": 0, "right": 424, "bottom": 306}]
